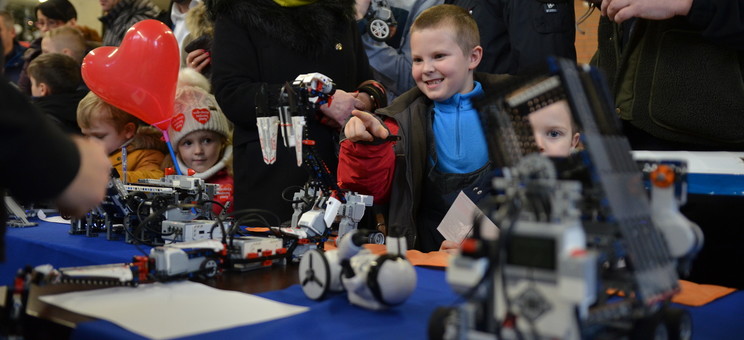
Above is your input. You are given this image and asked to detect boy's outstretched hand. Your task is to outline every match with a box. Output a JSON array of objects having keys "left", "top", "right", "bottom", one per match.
[{"left": 345, "top": 110, "right": 390, "bottom": 142}]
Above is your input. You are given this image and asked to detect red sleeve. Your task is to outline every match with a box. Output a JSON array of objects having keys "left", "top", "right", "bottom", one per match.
[{"left": 337, "top": 119, "right": 399, "bottom": 204}]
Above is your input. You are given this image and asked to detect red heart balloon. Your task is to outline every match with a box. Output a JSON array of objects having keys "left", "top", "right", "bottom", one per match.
[{"left": 81, "top": 19, "right": 179, "bottom": 130}]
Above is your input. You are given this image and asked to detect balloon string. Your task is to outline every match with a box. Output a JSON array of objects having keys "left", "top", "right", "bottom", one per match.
[
  {"left": 153, "top": 117, "right": 171, "bottom": 129},
  {"left": 161, "top": 129, "right": 183, "bottom": 175}
]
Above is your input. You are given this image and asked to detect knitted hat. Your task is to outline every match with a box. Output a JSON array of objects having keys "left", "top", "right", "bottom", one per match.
[{"left": 168, "top": 78, "right": 231, "bottom": 147}]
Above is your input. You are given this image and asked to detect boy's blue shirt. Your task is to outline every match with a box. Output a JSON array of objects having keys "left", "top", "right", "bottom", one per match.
[{"left": 431, "top": 81, "right": 488, "bottom": 173}]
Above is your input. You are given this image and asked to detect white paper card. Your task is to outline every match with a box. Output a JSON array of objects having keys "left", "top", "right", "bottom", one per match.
[
  {"left": 437, "top": 191, "right": 499, "bottom": 244},
  {"left": 40, "top": 281, "right": 308, "bottom": 339},
  {"left": 37, "top": 210, "right": 70, "bottom": 224}
]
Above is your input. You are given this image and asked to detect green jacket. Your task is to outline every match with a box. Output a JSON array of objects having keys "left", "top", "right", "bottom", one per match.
[{"left": 592, "top": 15, "right": 744, "bottom": 147}]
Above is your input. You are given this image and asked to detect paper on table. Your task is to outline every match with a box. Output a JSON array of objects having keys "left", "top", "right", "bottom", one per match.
[
  {"left": 437, "top": 191, "right": 499, "bottom": 244},
  {"left": 37, "top": 210, "right": 70, "bottom": 224},
  {"left": 40, "top": 281, "right": 308, "bottom": 339}
]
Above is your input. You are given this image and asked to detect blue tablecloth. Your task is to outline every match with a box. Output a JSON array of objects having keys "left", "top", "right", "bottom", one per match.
[
  {"left": 3, "top": 220, "right": 743, "bottom": 340},
  {"left": 71, "top": 268, "right": 744, "bottom": 340},
  {"left": 73, "top": 266, "right": 459, "bottom": 340},
  {"left": 1, "top": 219, "right": 151, "bottom": 285}
]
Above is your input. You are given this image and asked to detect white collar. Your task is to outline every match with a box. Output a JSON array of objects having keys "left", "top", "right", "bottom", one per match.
[{"left": 177, "top": 145, "right": 232, "bottom": 180}]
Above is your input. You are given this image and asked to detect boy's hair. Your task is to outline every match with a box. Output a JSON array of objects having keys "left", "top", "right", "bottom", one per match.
[
  {"left": 27, "top": 53, "right": 80, "bottom": 95},
  {"left": 77, "top": 91, "right": 142, "bottom": 131},
  {"left": 44, "top": 26, "right": 87, "bottom": 63},
  {"left": 0, "top": 10, "right": 14, "bottom": 30},
  {"left": 35, "top": 0, "right": 77, "bottom": 22},
  {"left": 410, "top": 4, "right": 480, "bottom": 55}
]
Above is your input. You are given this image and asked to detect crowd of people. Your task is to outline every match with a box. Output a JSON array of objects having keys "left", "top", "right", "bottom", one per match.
[{"left": 1, "top": 0, "right": 743, "bottom": 288}]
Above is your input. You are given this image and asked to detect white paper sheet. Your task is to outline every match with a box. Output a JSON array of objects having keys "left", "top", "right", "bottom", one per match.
[
  {"left": 437, "top": 191, "right": 499, "bottom": 244},
  {"left": 40, "top": 281, "right": 308, "bottom": 339},
  {"left": 37, "top": 210, "right": 70, "bottom": 224}
]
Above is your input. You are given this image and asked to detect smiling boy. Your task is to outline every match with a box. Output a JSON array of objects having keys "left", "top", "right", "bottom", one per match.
[{"left": 337, "top": 5, "right": 512, "bottom": 252}]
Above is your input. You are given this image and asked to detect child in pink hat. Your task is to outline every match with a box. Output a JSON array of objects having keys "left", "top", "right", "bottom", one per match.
[{"left": 165, "top": 68, "right": 233, "bottom": 213}]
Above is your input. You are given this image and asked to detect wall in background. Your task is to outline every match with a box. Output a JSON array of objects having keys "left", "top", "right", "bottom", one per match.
[
  {"left": 1, "top": 0, "right": 172, "bottom": 39},
  {"left": 70, "top": 0, "right": 101, "bottom": 36},
  {"left": 574, "top": 2, "right": 600, "bottom": 64}
]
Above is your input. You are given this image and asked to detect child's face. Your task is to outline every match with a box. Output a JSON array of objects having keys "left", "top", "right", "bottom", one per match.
[
  {"left": 528, "top": 101, "right": 580, "bottom": 157},
  {"left": 177, "top": 130, "right": 223, "bottom": 173},
  {"left": 81, "top": 118, "right": 135, "bottom": 155},
  {"left": 410, "top": 26, "right": 481, "bottom": 102}
]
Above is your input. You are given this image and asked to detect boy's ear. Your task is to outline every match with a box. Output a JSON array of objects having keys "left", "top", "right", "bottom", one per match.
[
  {"left": 38, "top": 82, "right": 50, "bottom": 96},
  {"left": 469, "top": 46, "right": 483, "bottom": 70},
  {"left": 571, "top": 132, "right": 581, "bottom": 149},
  {"left": 123, "top": 122, "right": 137, "bottom": 139}
]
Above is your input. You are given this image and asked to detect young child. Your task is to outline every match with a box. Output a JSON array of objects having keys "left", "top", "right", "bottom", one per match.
[
  {"left": 77, "top": 91, "right": 166, "bottom": 183},
  {"left": 528, "top": 100, "right": 580, "bottom": 157},
  {"left": 28, "top": 52, "right": 86, "bottom": 134},
  {"left": 164, "top": 68, "right": 233, "bottom": 213},
  {"left": 338, "top": 5, "right": 512, "bottom": 252}
]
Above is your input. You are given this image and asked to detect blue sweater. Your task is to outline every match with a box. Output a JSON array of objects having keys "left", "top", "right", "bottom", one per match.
[{"left": 432, "top": 82, "right": 488, "bottom": 173}]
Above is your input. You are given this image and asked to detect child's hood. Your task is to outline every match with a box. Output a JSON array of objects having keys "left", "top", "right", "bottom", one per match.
[{"left": 130, "top": 125, "right": 168, "bottom": 154}]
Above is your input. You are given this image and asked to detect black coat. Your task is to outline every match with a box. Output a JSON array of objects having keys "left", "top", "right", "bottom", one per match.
[
  {"left": 484, "top": 0, "right": 576, "bottom": 74},
  {"left": 31, "top": 90, "right": 88, "bottom": 135},
  {"left": 1, "top": 78, "right": 81, "bottom": 261},
  {"left": 208, "top": 0, "right": 373, "bottom": 220}
]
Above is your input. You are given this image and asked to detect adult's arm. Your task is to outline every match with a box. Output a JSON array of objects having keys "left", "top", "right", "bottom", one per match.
[
  {"left": 0, "top": 78, "right": 109, "bottom": 216},
  {"left": 0, "top": 79, "right": 80, "bottom": 202},
  {"left": 603, "top": 0, "right": 744, "bottom": 49},
  {"left": 687, "top": 0, "right": 744, "bottom": 48}
]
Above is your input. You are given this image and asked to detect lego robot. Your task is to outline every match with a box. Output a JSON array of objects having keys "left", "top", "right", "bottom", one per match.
[
  {"left": 70, "top": 172, "right": 221, "bottom": 244},
  {"left": 255, "top": 73, "right": 382, "bottom": 259},
  {"left": 429, "top": 58, "right": 701, "bottom": 339},
  {"left": 363, "top": 0, "right": 397, "bottom": 41},
  {"left": 298, "top": 229, "right": 416, "bottom": 310}
]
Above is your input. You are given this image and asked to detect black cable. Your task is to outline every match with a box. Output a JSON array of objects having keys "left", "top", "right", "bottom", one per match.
[
  {"left": 281, "top": 185, "right": 305, "bottom": 203},
  {"left": 229, "top": 208, "right": 282, "bottom": 227}
]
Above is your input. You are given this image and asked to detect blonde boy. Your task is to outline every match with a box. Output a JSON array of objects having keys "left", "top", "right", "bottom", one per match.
[
  {"left": 337, "top": 5, "right": 512, "bottom": 252},
  {"left": 77, "top": 92, "right": 166, "bottom": 183},
  {"left": 41, "top": 26, "right": 88, "bottom": 64}
]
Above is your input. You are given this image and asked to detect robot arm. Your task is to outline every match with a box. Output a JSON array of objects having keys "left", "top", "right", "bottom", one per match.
[
  {"left": 256, "top": 73, "right": 336, "bottom": 165},
  {"left": 292, "top": 73, "right": 336, "bottom": 106}
]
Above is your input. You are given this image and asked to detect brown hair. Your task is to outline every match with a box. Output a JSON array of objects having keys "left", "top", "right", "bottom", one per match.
[
  {"left": 77, "top": 91, "right": 141, "bottom": 132},
  {"left": 27, "top": 53, "right": 80, "bottom": 94},
  {"left": 410, "top": 4, "right": 480, "bottom": 55}
]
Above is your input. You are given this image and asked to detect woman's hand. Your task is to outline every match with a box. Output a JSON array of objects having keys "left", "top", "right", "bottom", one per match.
[
  {"left": 186, "top": 49, "right": 211, "bottom": 73},
  {"left": 318, "top": 89, "right": 364, "bottom": 127}
]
